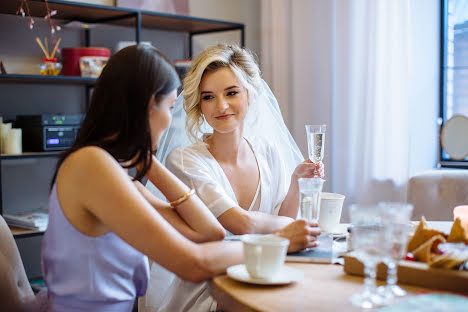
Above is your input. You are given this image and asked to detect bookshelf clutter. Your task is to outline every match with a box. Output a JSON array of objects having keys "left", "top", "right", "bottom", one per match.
[{"left": 4, "top": 208, "right": 48, "bottom": 231}]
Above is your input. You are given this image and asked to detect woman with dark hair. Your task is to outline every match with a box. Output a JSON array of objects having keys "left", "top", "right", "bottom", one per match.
[{"left": 41, "top": 44, "right": 318, "bottom": 311}]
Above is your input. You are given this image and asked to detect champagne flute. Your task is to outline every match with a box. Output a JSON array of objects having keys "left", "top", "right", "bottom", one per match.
[
  {"left": 349, "top": 204, "right": 386, "bottom": 309},
  {"left": 378, "top": 202, "right": 413, "bottom": 302},
  {"left": 305, "top": 125, "right": 326, "bottom": 176}
]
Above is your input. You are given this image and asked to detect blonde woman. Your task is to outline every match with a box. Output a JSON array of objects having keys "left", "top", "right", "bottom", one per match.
[
  {"left": 42, "top": 45, "right": 314, "bottom": 311},
  {"left": 152, "top": 44, "right": 324, "bottom": 312}
]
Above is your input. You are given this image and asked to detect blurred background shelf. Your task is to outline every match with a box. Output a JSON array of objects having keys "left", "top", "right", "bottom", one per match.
[
  {"left": 0, "top": 74, "right": 97, "bottom": 85},
  {"left": 0, "top": 152, "right": 61, "bottom": 159},
  {"left": 10, "top": 225, "right": 45, "bottom": 238},
  {"left": 0, "top": 0, "right": 244, "bottom": 34}
]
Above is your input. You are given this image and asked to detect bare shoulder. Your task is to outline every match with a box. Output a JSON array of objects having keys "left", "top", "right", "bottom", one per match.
[{"left": 58, "top": 146, "right": 120, "bottom": 183}]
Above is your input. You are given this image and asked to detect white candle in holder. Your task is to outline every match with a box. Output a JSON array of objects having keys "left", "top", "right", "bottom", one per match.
[
  {"left": 0, "top": 122, "right": 12, "bottom": 153},
  {"left": 4, "top": 128, "right": 22, "bottom": 155}
]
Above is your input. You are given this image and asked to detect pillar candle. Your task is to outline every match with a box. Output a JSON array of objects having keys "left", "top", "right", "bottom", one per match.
[
  {"left": 454, "top": 205, "right": 468, "bottom": 233},
  {"left": 0, "top": 122, "right": 12, "bottom": 153},
  {"left": 4, "top": 128, "right": 22, "bottom": 155}
]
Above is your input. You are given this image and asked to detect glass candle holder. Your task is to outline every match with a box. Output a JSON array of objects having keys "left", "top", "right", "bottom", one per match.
[{"left": 39, "top": 58, "right": 62, "bottom": 76}]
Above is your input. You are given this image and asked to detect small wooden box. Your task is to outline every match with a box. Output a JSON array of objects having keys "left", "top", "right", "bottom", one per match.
[{"left": 343, "top": 252, "right": 468, "bottom": 294}]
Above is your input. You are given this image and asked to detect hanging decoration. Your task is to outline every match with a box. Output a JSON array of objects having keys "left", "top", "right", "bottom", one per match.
[
  {"left": 16, "top": 0, "right": 61, "bottom": 34},
  {"left": 16, "top": 0, "right": 62, "bottom": 60}
]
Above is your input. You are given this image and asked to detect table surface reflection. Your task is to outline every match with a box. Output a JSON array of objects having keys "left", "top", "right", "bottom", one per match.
[{"left": 210, "top": 262, "right": 431, "bottom": 312}]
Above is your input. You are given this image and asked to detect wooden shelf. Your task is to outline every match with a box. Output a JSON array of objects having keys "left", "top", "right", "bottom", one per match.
[
  {"left": 10, "top": 225, "right": 44, "bottom": 238},
  {"left": 0, "top": 151, "right": 61, "bottom": 159},
  {"left": 0, "top": 74, "right": 96, "bottom": 85},
  {"left": 0, "top": 0, "right": 244, "bottom": 33}
]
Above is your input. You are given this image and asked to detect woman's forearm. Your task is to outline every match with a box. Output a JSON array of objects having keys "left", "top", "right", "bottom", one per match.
[
  {"left": 218, "top": 208, "right": 293, "bottom": 235},
  {"left": 173, "top": 241, "right": 243, "bottom": 283},
  {"left": 248, "top": 212, "right": 293, "bottom": 234},
  {"left": 145, "top": 157, "right": 225, "bottom": 241},
  {"left": 278, "top": 178, "right": 300, "bottom": 218}
]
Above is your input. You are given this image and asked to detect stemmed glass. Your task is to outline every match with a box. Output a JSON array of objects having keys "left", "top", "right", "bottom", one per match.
[
  {"left": 378, "top": 202, "right": 414, "bottom": 302},
  {"left": 305, "top": 125, "right": 326, "bottom": 177},
  {"left": 349, "top": 204, "right": 386, "bottom": 309}
]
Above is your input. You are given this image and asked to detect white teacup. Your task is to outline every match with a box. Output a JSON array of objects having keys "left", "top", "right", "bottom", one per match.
[
  {"left": 241, "top": 234, "right": 289, "bottom": 280},
  {"left": 318, "top": 192, "right": 345, "bottom": 233}
]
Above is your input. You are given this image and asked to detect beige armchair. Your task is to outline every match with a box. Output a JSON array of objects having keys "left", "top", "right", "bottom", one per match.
[
  {"left": 0, "top": 215, "right": 37, "bottom": 311},
  {"left": 407, "top": 169, "right": 468, "bottom": 221}
]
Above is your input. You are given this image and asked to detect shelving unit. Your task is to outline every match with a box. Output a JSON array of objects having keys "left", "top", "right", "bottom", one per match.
[
  {"left": 0, "top": 0, "right": 245, "bottom": 240},
  {"left": 10, "top": 226, "right": 45, "bottom": 238},
  {"left": 0, "top": 0, "right": 245, "bottom": 55},
  {"left": 0, "top": 74, "right": 97, "bottom": 85}
]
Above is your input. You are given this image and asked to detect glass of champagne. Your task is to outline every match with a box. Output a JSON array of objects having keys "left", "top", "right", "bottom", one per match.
[
  {"left": 378, "top": 202, "right": 414, "bottom": 302},
  {"left": 349, "top": 204, "right": 387, "bottom": 309},
  {"left": 305, "top": 125, "right": 326, "bottom": 176}
]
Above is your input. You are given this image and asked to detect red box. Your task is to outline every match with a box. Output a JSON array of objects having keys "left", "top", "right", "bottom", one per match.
[{"left": 62, "top": 47, "right": 111, "bottom": 76}]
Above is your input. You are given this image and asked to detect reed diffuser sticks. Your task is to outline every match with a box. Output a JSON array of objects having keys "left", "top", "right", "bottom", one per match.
[{"left": 35, "top": 37, "right": 61, "bottom": 59}]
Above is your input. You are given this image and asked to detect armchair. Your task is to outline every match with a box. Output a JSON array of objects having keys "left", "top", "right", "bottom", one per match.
[{"left": 407, "top": 170, "right": 468, "bottom": 220}]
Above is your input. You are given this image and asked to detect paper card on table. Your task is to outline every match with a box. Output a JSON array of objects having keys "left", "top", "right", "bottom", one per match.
[{"left": 376, "top": 293, "right": 468, "bottom": 312}]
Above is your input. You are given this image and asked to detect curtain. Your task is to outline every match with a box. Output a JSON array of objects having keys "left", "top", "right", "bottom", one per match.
[
  {"left": 261, "top": 0, "right": 417, "bottom": 220},
  {"left": 334, "top": 0, "right": 412, "bottom": 216}
]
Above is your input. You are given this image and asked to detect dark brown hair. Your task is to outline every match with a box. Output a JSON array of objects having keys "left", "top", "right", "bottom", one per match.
[{"left": 51, "top": 44, "right": 180, "bottom": 186}]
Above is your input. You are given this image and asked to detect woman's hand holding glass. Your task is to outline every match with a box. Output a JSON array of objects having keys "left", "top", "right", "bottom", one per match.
[
  {"left": 292, "top": 159, "right": 325, "bottom": 180},
  {"left": 274, "top": 219, "right": 321, "bottom": 253}
]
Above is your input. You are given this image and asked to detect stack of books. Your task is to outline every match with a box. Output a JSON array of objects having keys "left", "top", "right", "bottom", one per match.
[{"left": 4, "top": 208, "right": 48, "bottom": 231}]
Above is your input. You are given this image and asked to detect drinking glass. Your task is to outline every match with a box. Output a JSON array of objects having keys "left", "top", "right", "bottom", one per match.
[
  {"left": 305, "top": 124, "right": 326, "bottom": 165},
  {"left": 378, "top": 202, "right": 414, "bottom": 301},
  {"left": 298, "top": 177, "right": 325, "bottom": 223},
  {"left": 349, "top": 204, "right": 386, "bottom": 309}
]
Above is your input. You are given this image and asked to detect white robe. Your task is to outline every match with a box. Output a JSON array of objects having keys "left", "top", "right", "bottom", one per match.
[{"left": 156, "top": 136, "right": 290, "bottom": 312}]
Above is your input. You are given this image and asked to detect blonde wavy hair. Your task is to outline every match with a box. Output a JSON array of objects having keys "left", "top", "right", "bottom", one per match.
[{"left": 183, "top": 44, "right": 263, "bottom": 143}]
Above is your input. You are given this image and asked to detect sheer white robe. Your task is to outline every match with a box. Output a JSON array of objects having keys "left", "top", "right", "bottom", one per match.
[{"left": 158, "top": 135, "right": 290, "bottom": 312}]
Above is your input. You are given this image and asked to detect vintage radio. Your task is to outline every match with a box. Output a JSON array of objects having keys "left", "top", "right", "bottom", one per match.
[{"left": 15, "top": 114, "right": 84, "bottom": 151}]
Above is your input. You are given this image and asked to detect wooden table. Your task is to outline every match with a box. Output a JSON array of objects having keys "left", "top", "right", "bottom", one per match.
[
  {"left": 211, "top": 221, "right": 456, "bottom": 311},
  {"left": 211, "top": 262, "right": 429, "bottom": 312}
]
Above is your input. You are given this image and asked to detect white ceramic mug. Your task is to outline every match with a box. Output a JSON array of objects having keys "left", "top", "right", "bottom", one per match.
[
  {"left": 318, "top": 192, "right": 345, "bottom": 232},
  {"left": 241, "top": 234, "right": 289, "bottom": 280}
]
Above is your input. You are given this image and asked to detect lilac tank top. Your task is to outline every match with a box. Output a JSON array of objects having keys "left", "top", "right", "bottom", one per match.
[{"left": 42, "top": 184, "right": 149, "bottom": 311}]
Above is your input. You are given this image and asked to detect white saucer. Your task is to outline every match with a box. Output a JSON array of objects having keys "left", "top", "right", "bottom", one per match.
[{"left": 227, "top": 264, "right": 304, "bottom": 285}]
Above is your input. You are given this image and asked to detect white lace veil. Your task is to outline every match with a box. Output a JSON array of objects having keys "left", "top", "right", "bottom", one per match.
[{"left": 152, "top": 79, "right": 304, "bottom": 186}]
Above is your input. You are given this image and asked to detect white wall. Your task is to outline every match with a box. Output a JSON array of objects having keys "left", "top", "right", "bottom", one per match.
[
  {"left": 189, "top": 0, "right": 261, "bottom": 58},
  {"left": 408, "top": 0, "right": 440, "bottom": 175},
  {"left": 189, "top": 0, "right": 440, "bottom": 195}
]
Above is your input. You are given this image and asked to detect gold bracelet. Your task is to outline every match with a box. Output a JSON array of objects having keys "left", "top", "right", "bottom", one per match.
[{"left": 169, "top": 189, "right": 195, "bottom": 208}]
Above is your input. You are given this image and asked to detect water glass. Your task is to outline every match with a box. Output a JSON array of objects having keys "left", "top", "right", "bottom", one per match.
[
  {"left": 298, "top": 177, "right": 325, "bottom": 222},
  {"left": 349, "top": 204, "right": 386, "bottom": 309},
  {"left": 378, "top": 202, "right": 413, "bottom": 301}
]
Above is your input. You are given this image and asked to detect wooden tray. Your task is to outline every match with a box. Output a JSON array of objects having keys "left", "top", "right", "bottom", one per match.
[{"left": 344, "top": 252, "right": 468, "bottom": 294}]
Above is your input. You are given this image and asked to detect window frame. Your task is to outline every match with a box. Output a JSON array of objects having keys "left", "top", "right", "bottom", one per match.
[{"left": 439, "top": 0, "right": 468, "bottom": 168}]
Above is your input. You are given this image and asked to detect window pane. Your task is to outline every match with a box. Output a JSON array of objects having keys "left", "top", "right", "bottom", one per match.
[{"left": 441, "top": 0, "right": 468, "bottom": 165}]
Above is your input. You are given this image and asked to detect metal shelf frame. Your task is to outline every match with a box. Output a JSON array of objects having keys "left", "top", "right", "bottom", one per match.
[{"left": 0, "top": 0, "right": 245, "bottom": 216}]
